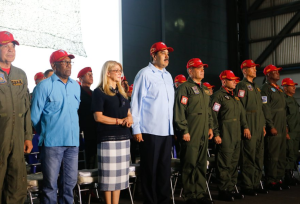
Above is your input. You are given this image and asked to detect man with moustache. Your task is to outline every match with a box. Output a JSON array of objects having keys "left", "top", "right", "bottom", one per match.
[
  {"left": 235, "top": 60, "right": 268, "bottom": 196},
  {"left": 261, "top": 65, "right": 289, "bottom": 191},
  {"left": 211, "top": 70, "right": 250, "bottom": 201},
  {"left": 31, "top": 50, "right": 80, "bottom": 204},
  {"left": 0, "top": 31, "right": 33, "bottom": 203},
  {"left": 174, "top": 58, "right": 214, "bottom": 204},
  {"left": 281, "top": 78, "right": 300, "bottom": 186},
  {"left": 77, "top": 67, "right": 97, "bottom": 168},
  {"left": 131, "top": 42, "right": 174, "bottom": 204}
]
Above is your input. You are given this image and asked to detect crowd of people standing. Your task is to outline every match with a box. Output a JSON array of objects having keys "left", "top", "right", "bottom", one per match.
[{"left": 0, "top": 30, "right": 299, "bottom": 204}]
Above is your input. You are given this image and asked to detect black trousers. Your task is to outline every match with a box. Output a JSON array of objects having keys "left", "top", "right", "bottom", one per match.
[{"left": 140, "top": 134, "right": 172, "bottom": 204}]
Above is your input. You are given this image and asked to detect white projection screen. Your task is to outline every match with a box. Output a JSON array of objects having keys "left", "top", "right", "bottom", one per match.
[{"left": 0, "top": 0, "right": 122, "bottom": 92}]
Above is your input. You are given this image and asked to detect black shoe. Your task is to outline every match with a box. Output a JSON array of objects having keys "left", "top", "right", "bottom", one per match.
[
  {"left": 218, "top": 191, "right": 234, "bottom": 201},
  {"left": 266, "top": 182, "right": 282, "bottom": 191},
  {"left": 241, "top": 189, "right": 257, "bottom": 196},
  {"left": 230, "top": 190, "right": 245, "bottom": 199},
  {"left": 278, "top": 181, "right": 290, "bottom": 190},
  {"left": 186, "top": 198, "right": 198, "bottom": 204},
  {"left": 198, "top": 197, "right": 214, "bottom": 204},
  {"left": 254, "top": 188, "right": 269, "bottom": 194}
]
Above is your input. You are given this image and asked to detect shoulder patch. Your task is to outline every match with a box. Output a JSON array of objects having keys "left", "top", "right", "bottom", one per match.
[
  {"left": 247, "top": 84, "right": 253, "bottom": 91},
  {"left": 212, "top": 102, "right": 221, "bottom": 112},
  {"left": 257, "top": 87, "right": 261, "bottom": 92},
  {"left": 238, "top": 90, "right": 245, "bottom": 98},
  {"left": 0, "top": 72, "right": 7, "bottom": 84},
  {"left": 11, "top": 79, "right": 23, "bottom": 86},
  {"left": 192, "top": 86, "right": 199, "bottom": 94},
  {"left": 235, "top": 96, "right": 240, "bottom": 101},
  {"left": 181, "top": 96, "right": 188, "bottom": 105},
  {"left": 204, "top": 89, "right": 210, "bottom": 95},
  {"left": 262, "top": 96, "right": 267, "bottom": 104}
]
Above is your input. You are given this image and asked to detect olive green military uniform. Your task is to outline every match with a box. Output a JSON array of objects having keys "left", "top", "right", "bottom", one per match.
[
  {"left": 261, "top": 81, "right": 286, "bottom": 184},
  {"left": 211, "top": 87, "right": 248, "bottom": 191},
  {"left": 0, "top": 66, "right": 32, "bottom": 203},
  {"left": 284, "top": 94, "right": 300, "bottom": 170},
  {"left": 173, "top": 78, "right": 213, "bottom": 200},
  {"left": 235, "top": 78, "right": 265, "bottom": 190}
]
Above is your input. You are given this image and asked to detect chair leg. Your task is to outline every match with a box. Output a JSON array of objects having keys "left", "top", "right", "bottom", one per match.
[
  {"left": 260, "top": 180, "right": 264, "bottom": 189},
  {"left": 77, "top": 184, "right": 82, "bottom": 204},
  {"left": 179, "top": 188, "right": 183, "bottom": 198},
  {"left": 128, "top": 186, "right": 134, "bottom": 204},
  {"left": 235, "top": 185, "right": 239, "bottom": 193},
  {"left": 170, "top": 178, "right": 175, "bottom": 204},
  {"left": 206, "top": 181, "right": 212, "bottom": 201},
  {"left": 27, "top": 189, "right": 33, "bottom": 204}
]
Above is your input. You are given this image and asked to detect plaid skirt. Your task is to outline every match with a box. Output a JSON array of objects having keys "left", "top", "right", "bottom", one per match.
[{"left": 97, "top": 139, "right": 130, "bottom": 191}]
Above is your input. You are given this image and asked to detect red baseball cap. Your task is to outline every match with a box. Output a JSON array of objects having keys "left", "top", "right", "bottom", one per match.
[
  {"left": 219, "top": 70, "right": 240, "bottom": 81},
  {"left": 281, "top": 78, "right": 298, "bottom": 86},
  {"left": 121, "top": 76, "right": 127, "bottom": 81},
  {"left": 0, "top": 31, "right": 19, "bottom": 45},
  {"left": 263, "top": 64, "right": 282, "bottom": 75},
  {"left": 174, "top": 74, "right": 187, "bottom": 83},
  {"left": 186, "top": 58, "right": 208, "bottom": 69},
  {"left": 150, "top": 42, "right": 174, "bottom": 55},
  {"left": 50, "top": 49, "right": 75, "bottom": 64},
  {"left": 240, "top": 59, "right": 260, "bottom": 69},
  {"left": 203, "top": 82, "right": 215, "bottom": 89},
  {"left": 77, "top": 67, "right": 92, "bottom": 78},
  {"left": 34, "top": 72, "right": 44, "bottom": 82},
  {"left": 128, "top": 84, "right": 133, "bottom": 93}
]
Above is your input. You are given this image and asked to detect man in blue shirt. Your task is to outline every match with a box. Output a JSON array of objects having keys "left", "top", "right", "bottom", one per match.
[
  {"left": 131, "top": 42, "right": 174, "bottom": 204},
  {"left": 31, "top": 49, "right": 80, "bottom": 204}
]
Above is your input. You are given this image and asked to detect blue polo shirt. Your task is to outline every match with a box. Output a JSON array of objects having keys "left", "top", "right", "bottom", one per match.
[{"left": 31, "top": 73, "right": 81, "bottom": 147}]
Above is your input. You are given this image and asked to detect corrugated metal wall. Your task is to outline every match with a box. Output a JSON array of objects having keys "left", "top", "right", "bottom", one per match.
[{"left": 247, "top": 0, "right": 300, "bottom": 67}]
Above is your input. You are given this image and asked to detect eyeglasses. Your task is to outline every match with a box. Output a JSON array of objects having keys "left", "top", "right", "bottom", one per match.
[
  {"left": 56, "top": 61, "right": 74, "bottom": 66},
  {"left": 110, "top": 69, "right": 122, "bottom": 73}
]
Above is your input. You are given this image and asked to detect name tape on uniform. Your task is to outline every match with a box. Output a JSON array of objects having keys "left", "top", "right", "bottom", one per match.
[
  {"left": 11, "top": 79, "right": 23, "bottom": 86},
  {"left": 238, "top": 90, "right": 245, "bottom": 98},
  {"left": 213, "top": 102, "right": 221, "bottom": 112},
  {"left": 262, "top": 96, "right": 267, "bottom": 104},
  {"left": 181, "top": 96, "right": 188, "bottom": 105}
]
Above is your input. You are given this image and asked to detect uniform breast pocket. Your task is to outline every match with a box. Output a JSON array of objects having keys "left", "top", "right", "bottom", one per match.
[
  {"left": 45, "top": 96, "right": 62, "bottom": 113},
  {"left": 147, "top": 83, "right": 160, "bottom": 99}
]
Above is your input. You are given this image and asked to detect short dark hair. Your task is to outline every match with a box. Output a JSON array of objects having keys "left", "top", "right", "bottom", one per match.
[
  {"left": 150, "top": 52, "right": 159, "bottom": 63},
  {"left": 44, "top": 69, "right": 53, "bottom": 78}
]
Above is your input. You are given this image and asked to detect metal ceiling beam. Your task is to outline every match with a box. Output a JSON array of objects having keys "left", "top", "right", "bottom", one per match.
[
  {"left": 255, "top": 11, "right": 300, "bottom": 65},
  {"left": 247, "top": 0, "right": 265, "bottom": 13},
  {"left": 248, "top": 1, "right": 300, "bottom": 20}
]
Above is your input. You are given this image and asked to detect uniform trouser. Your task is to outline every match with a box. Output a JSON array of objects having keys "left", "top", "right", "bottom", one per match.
[
  {"left": 180, "top": 135, "right": 207, "bottom": 200},
  {"left": 140, "top": 134, "right": 172, "bottom": 204},
  {"left": 216, "top": 140, "right": 240, "bottom": 191},
  {"left": 0, "top": 138, "right": 27, "bottom": 204},
  {"left": 264, "top": 133, "right": 286, "bottom": 184},
  {"left": 286, "top": 132, "right": 300, "bottom": 170},
  {"left": 240, "top": 134, "right": 264, "bottom": 190}
]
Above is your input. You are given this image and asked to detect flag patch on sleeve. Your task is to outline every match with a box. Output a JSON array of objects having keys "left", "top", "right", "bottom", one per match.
[
  {"left": 238, "top": 90, "right": 245, "bottom": 98},
  {"left": 181, "top": 96, "right": 188, "bottom": 105},
  {"left": 212, "top": 102, "right": 221, "bottom": 112},
  {"left": 262, "top": 96, "right": 267, "bottom": 104}
]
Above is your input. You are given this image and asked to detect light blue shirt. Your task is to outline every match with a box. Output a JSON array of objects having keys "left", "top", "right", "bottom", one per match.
[
  {"left": 131, "top": 63, "right": 174, "bottom": 136},
  {"left": 31, "top": 73, "right": 81, "bottom": 147}
]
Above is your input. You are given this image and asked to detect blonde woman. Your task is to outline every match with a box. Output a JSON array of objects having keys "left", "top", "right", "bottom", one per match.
[{"left": 91, "top": 60, "right": 133, "bottom": 204}]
